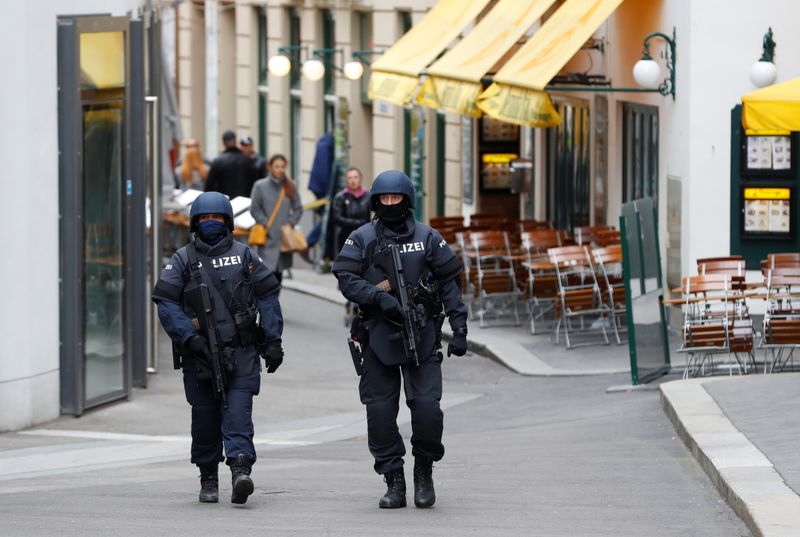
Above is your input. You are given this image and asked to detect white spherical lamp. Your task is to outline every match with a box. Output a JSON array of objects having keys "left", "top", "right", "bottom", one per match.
[
  {"left": 749, "top": 60, "right": 777, "bottom": 88},
  {"left": 302, "top": 59, "right": 325, "bottom": 81},
  {"left": 268, "top": 55, "right": 291, "bottom": 77},
  {"left": 343, "top": 60, "right": 365, "bottom": 81},
  {"left": 633, "top": 58, "right": 662, "bottom": 88}
]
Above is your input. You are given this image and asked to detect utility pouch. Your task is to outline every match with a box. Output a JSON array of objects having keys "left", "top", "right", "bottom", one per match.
[
  {"left": 172, "top": 341, "right": 183, "bottom": 370},
  {"left": 233, "top": 305, "right": 260, "bottom": 347}
]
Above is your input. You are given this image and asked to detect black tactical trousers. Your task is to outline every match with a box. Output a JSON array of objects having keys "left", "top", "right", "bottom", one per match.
[
  {"left": 182, "top": 354, "right": 261, "bottom": 466},
  {"left": 359, "top": 347, "right": 445, "bottom": 475}
]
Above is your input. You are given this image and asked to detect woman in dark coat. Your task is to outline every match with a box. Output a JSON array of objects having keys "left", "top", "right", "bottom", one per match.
[{"left": 332, "top": 166, "right": 371, "bottom": 252}]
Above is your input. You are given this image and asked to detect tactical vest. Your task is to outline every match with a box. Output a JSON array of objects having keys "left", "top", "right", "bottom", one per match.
[
  {"left": 178, "top": 240, "right": 259, "bottom": 357},
  {"left": 357, "top": 221, "right": 440, "bottom": 366}
]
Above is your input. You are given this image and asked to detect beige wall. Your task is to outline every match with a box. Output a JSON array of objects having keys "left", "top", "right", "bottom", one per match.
[{"left": 177, "top": 2, "right": 206, "bottom": 151}]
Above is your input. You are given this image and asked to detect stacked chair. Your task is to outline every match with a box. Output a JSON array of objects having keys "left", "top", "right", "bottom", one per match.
[
  {"left": 437, "top": 213, "right": 625, "bottom": 348},
  {"left": 760, "top": 254, "right": 800, "bottom": 372},
  {"left": 591, "top": 245, "right": 626, "bottom": 344},
  {"left": 547, "top": 245, "right": 610, "bottom": 348},
  {"left": 519, "top": 230, "right": 563, "bottom": 334},
  {"left": 464, "top": 230, "right": 521, "bottom": 327},
  {"left": 677, "top": 263, "right": 755, "bottom": 378}
]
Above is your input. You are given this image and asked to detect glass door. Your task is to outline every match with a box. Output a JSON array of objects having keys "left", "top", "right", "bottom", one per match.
[
  {"left": 58, "top": 16, "right": 139, "bottom": 414},
  {"left": 82, "top": 102, "right": 126, "bottom": 402}
]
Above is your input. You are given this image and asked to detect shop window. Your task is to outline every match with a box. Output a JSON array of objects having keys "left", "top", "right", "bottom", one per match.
[
  {"left": 623, "top": 103, "right": 659, "bottom": 205},
  {"left": 545, "top": 100, "right": 590, "bottom": 230}
]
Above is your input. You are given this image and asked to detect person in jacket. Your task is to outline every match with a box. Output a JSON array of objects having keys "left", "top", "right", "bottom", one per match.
[
  {"left": 331, "top": 170, "right": 468, "bottom": 510},
  {"left": 151, "top": 192, "right": 284, "bottom": 505},
  {"left": 175, "top": 138, "right": 209, "bottom": 190},
  {"left": 240, "top": 135, "right": 266, "bottom": 178},
  {"left": 249, "top": 154, "right": 303, "bottom": 281},
  {"left": 205, "top": 130, "right": 258, "bottom": 198},
  {"left": 332, "top": 166, "right": 371, "bottom": 253}
]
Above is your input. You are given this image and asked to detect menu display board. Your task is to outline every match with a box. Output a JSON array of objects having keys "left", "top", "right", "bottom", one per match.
[
  {"left": 481, "top": 153, "right": 518, "bottom": 190},
  {"left": 742, "top": 134, "right": 795, "bottom": 177},
  {"left": 742, "top": 187, "right": 792, "bottom": 237}
]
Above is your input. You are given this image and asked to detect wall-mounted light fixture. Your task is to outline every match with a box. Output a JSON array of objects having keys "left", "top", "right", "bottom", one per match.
[
  {"left": 543, "top": 29, "right": 676, "bottom": 99},
  {"left": 345, "top": 49, "right": 384, "bottom": 80},
  {"left": 267, "top": 45, "right": 306, "bottom": 77},
  {"left": 749, "top": 27, "right": 777, "bottom": 88},
  {"left": 267, "top": 46, "right": 383, "bottom": 81},
  {"left": 632, "top": 28, "right": 676, "bottom": 99}
]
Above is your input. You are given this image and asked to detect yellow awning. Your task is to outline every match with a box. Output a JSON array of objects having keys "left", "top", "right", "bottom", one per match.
[
  {"left": 742, "top": 77, "right": 800, "bottom": 133},
  {"left": 368, "top": 0, "right": 492, "bottom": 106},
  {"left": 476, "top": 0, "right": 624, "bottom": 127},
  {"left": 417, "top": 0, "right": 557, "bottom": 117}
]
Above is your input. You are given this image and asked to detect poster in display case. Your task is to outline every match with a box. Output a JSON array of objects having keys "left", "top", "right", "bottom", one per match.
[
  {"left": 742, "top": 187, "right": 793, "bottom": 239},
  {"left": 741, "top": 134, "right": 796, "bottom": 177},
  {"left": 480, "top": 153, "right": 518, "bottom": 191}
]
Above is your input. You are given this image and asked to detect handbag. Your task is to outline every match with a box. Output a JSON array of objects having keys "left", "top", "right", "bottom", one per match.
[
  {"left": 280, "top": 223, "right": 308, "bottom": 253},
  {"left": 247, "top": 224, "right": 266, "bottom": 246},
  {"left": 247, "top": 187, "right": 286, "bottom": 247}
]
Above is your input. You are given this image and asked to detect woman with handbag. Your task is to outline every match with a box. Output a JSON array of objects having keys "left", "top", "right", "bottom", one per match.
[{"left": 249, "top": 154, "right": 303, "bottom": 283}]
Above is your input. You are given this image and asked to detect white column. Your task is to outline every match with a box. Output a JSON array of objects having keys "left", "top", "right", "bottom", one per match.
[{"left": 205, "top": 0, "right": 219, "bottom": 157}]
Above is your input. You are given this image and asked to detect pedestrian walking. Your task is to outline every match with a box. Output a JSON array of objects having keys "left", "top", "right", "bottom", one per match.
[
  {"left": 332, "top": 166, "right": 371, "bottom": 253},
  {"left": 249, "top": 154, "right": 303, "bottom": 282},
  {"left": 151, "top": 191, "right": 285, "bottom": 505},
  {"left": 205, "top": 130, "right": 258, "bottom": 198},
  {"left": 240, "top": 135, "right": 266, "bottom": 178},
  {"left": 332, "top": 170, "right": 468, "bottom": 509},
  {"left": 331, "top": 166, "right": 371, "bottom": 323},
  {"left": 174, "top": 138, "right": 210, "bottom": 190}
]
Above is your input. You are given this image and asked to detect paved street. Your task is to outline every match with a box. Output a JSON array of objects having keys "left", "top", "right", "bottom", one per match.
[{"left": 0, "top": 291, "right": 750, "bottom": 536}]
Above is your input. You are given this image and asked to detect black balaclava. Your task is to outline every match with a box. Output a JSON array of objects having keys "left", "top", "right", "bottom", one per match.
[{"left": 375, "top": 198, "right": 410, "bottom": 229}]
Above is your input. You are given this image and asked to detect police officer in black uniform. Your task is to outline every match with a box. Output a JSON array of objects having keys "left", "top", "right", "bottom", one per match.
[
  {"left": 332, "top": 170, "right": 468, "bottom": 509},
  {"left": 152, "top": 192, "right": 284, "bottom": 505}
]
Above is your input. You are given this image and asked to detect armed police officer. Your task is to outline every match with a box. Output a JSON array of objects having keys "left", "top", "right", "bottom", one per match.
[
  {"left": 332, "top": 170, "right": 468, "bottom": 509},
  {"left": 152, "top": 192, "right": 284, "bottom": 505}
]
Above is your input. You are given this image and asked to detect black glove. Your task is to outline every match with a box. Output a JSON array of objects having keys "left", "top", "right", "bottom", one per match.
[
  {"left": 377, "top": 292, "right": 404, "bottom": 323},
  {"left": 186, "top": 335, "right": 210, "bottom": 359},
  {"left": 447, "top": 329, "right": 468, "bottom": 357},
  {"left": 263, "top": 341, "right": 284, "bottom": 373}
]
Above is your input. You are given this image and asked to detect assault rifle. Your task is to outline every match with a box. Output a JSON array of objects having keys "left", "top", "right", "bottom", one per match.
[
  {"left": 193, "top": 282, "right": 229, "bottom": 408},
  {"left": 373, "top": 244, "right": 424, "bottom": 366}
]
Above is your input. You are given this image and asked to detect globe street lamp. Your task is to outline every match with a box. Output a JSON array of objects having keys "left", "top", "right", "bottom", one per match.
[
  {"left": 749, "top": 27, "right": 777, "bottom": 88},
  {"left": 632, "top": 29, "right": 676, "bottom": 99}
]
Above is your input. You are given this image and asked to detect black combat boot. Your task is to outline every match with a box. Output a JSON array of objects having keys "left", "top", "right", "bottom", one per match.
[
  {"left": 379, "top": 468, "right": 407, "bottom": 509},
  {"left": 413, "top": 457, "right": 436, "bottom": 508},
  {"left": 198, "top": 464, "right": 219, "bottom": 503},
  {"left": 230, "top": 454, "right": 254, "bottom": 504}
]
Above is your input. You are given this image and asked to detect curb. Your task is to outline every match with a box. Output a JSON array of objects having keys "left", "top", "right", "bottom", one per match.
[
  {"left": 282, "top": 277, "right": 628, "bottom": 378},
  {"left": 661, "top": 378, "right": 800, "bottom": 537}
]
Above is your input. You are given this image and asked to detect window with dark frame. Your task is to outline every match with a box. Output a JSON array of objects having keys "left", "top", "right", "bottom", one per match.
[
  {"left": 322, "top": 9, "right": 335, "bottom": 133},
  {"left": 289, "top": 7, "right": 301, "bottom": 180},
  {"left": 545, "top": 100, "right": 591, "bottom": 230},
  {"left": 257, "top": 7, "right": 267, "bottom": 158},
  {"left": 622, "top": 103, "right": 659, "bottom": 207}
]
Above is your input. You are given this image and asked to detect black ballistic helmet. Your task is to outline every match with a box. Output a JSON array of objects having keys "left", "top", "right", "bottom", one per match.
[
  {"left": 189, "top": 192, "right": 234, "bottom": 231},
  {"left": 369, "top": 170, "right": 415, "bottom": 211}
]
